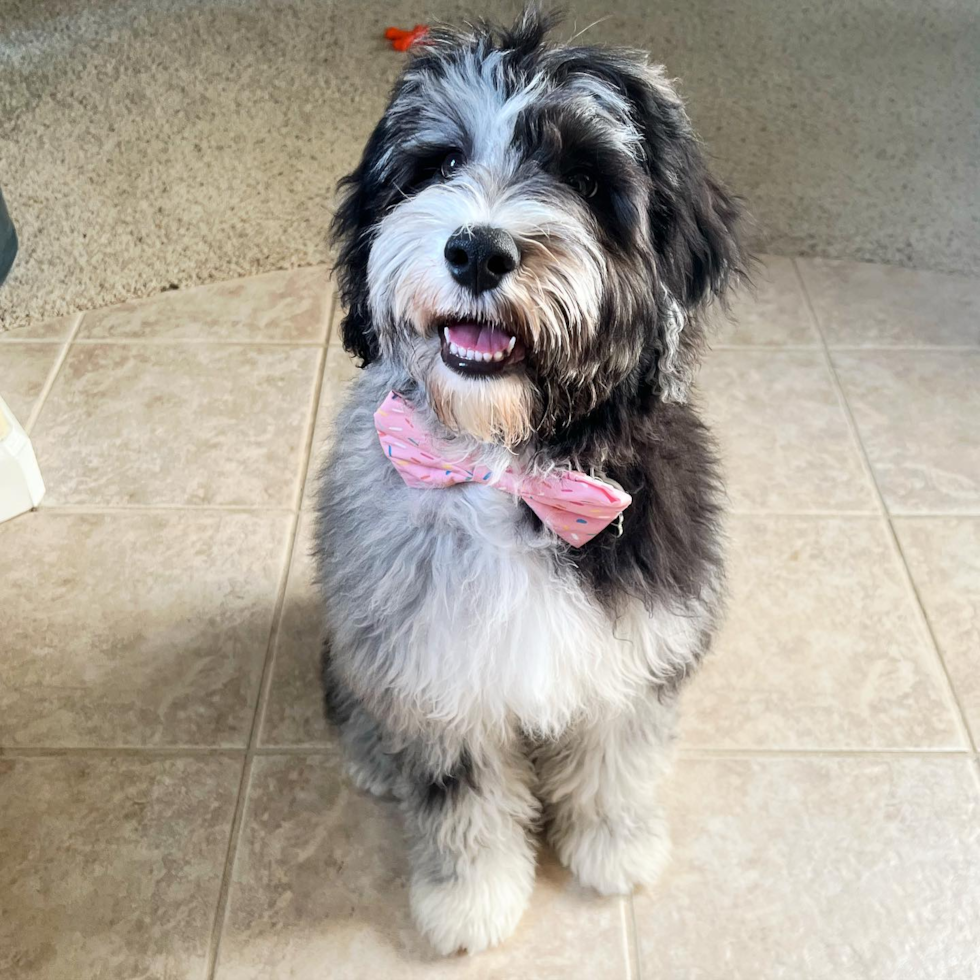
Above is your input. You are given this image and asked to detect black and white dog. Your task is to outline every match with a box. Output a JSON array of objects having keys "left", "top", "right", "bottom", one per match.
[{"left": 315, "top": 7, "right": 744, "bottom": 955}]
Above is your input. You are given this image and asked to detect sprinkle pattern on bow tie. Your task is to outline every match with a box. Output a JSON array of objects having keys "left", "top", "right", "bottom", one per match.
[{"left": 374, "top": 391, "right": 632, "bottom": 547}]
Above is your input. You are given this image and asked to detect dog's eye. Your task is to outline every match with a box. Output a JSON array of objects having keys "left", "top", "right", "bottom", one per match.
[
  {"left": 440, "top": 150, "right": 466, "bottom": 179},
  {"left": 567, "top": 172, "right": 599, "bottom": 200}
]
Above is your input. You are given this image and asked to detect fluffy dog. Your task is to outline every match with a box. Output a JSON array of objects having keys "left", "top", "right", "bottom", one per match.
[{"left": 315, "top": 7, "right": 744, "bottom": 954}]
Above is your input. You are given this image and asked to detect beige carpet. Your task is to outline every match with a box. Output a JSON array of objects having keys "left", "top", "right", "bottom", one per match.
[{"left": 1, "top": 0, "right": 978, "bottom": 332}]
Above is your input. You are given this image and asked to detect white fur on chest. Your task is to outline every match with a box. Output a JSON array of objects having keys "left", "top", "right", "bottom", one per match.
[{"left": 382, "top": 482, "right": 706, "bottom": 737}]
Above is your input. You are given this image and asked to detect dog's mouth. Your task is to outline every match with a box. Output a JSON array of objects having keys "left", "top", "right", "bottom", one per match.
[{"left": 438, "top": 320, "right": 527, "bottom": 378}]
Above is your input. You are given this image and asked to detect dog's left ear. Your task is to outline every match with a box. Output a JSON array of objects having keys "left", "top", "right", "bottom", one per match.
[
  {"left": 631, "top": 62, "right": 746, "bottom": 399},
  {"left": 581, "top": 52, "right": 746, "bottom": 399},
  {"left": 624, "top": 64, "right": 744, "bottom": 309}
]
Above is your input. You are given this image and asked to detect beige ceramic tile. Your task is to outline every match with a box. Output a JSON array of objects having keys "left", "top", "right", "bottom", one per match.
[
  {"left": 679, "top": 516, "right": 963, "bottom": 749},
  {"left": 302, "top": 345, "right": 361, "bottom": 510},
  {"left": 33, "top": 342, "right": 320, "bottom": 506},
  {"left": 261, "top": 515, "right": 329, "bottom": 746},
  {"left": 0, "top": 755, "right": 241, "bottom": 980},
  {"left": 0, "top": 510, "right": 288, "bottom": 747},
  {"left": 713, "top": 255, "right": 820, "bottom": 346},
  {"left": 327, "top": 299, "right": 346, "bottom": 347},
  {"left": 0, "top": 342, "right": 62, "bottom": 421},
  {"left": 833, "top": 350, "right": 980, "bottom": 514},
  {"left": 696, "top": 350, "right": 877, "bottom": 512},
  {"left": 894, "top": 518, "right": 980, "bottom": 743},
  {"left": 0, "top": 314, "right": 74, "bottom": 342},
  {"left": 798, "top": 258, "right": 980, "bottom": 347},
  {"left": 216, "top": 752, "right": 630, "bottom": 980},
  {"left": 635, "top": 757, "right": 980, "bottom": 980},
  {"left": 80, "top": 267, "right": 332, "bottom": 343}
]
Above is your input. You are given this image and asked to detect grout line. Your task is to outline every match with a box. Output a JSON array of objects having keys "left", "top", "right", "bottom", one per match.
[
  {"left": 886, "top": 511, "right": 980, "bottom": 520},
  {"left": 324, "top": 286, "right": 339, "bottom": 347},
  {"left": 252, "top": 744, "right": 335, "bottom": 756},
  {"left": 0, "top": 746, "right": 247, "bottom": 758},
  {"left": 726, "top": 508, "right": 878, "bottom": 518},
  {"left": 23, "top": 312, "right": 83, "bottom": 434},
  {"left": 826, "top": 344, "right": 980, "bottom": 353},
  {"left": 625, "top": 894, "right": 642, "bottom": 980},
  {"left": 678, "top": 747, "right": 974, "bottom": 760},
  {"left": 203, "top": 515, "right": 295, "bottom": 980},
  {"left": 0, "top": 336, "right": 73, "bottom": 344},
  {"left": 203, "top": 529, "right": 308, "bottom": 977},
  {"left": 290, "top": 305, "right": 333, "bottom": 513},
  {"left": 792, "top": 258, "right": 978, "bottom": 754},
  {"left": 617, "top": 898, "right": 631, "bottom": 980},
  {"left": 38, "top": 503, "right": 296, "bottom": 515},
  {"left": 710, "top": 343, "right": 822, "bottom": 352},
  {"left": 255, "top": 365, "right": 330, "bottom": 746},
  {"left": 297, "top": 287, "right": 340, "bottom": 504},
  {"left": 71, "top": 337, "right": 328, "bottom": 348},
  {"left": 205, "top": 753, "right": 253, "bottom": 979},
  {"left": 890, "top": 530, "right": 979, "bottom": 751},
  {"left": 711, "top": 344, "right": 978, "bottom": 354},
  {"left": 205, "top": 294, "right": 334, "bottom": 980}
]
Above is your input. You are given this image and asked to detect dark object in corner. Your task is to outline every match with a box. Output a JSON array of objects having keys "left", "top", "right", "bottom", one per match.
[{"left": 0, "top": 187, "right": 18, "bottom": 288}]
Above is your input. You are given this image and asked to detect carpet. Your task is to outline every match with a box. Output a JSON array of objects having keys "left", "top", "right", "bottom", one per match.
[{"left": 1, "top": 0, "right": 978, "bottom": 331}]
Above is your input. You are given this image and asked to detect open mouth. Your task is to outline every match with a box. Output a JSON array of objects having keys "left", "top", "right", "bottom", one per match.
[{"left": 438, "top": 321, "right": 527, "bottom": 377}]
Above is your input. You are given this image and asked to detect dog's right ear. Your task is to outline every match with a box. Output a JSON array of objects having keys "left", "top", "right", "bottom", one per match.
[{"left": 331, "top": 122, "right": 389, "bottom": 366}]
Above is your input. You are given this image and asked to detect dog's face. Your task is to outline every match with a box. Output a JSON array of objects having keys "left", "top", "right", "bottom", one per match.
[{"left": 333, "top": 9, "right": 743, "bottom": 448}]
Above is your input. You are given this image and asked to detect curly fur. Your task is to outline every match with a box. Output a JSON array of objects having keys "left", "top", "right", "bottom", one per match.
[{"left": 316, "top": 6, "right": 745, "bottom": 955}]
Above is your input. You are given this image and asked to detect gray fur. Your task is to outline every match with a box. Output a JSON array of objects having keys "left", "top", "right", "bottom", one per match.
[
  {"left": 316, "top": 7, "right": 743, "bottom": 955},
  {"left": 315, "top": 359, "right": 716, "bottom": 953}
]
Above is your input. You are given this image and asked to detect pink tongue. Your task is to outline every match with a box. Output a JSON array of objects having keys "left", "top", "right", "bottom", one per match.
[{"left": 446, "top": 323, "right": 512, "bottom": 354}]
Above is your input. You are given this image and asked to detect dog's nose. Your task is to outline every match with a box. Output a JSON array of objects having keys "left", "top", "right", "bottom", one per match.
[{"left": 444, "top": 226, "right": 519, "bottom": 295}]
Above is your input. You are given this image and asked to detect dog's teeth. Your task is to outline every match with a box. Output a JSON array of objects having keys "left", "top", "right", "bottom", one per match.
[{"left": 447, "top": 335, "right": 514, "bottom": 363}]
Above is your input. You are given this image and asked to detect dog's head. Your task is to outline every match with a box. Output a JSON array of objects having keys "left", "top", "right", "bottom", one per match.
[{"left": 333, "top": 8, "right": 744, "bottom": 448}]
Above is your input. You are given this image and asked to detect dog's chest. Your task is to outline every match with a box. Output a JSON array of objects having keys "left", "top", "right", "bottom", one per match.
[
  {"left": 373, "top": 482, "right": 663, "bottom": 734},
  {"left": 320, "top": 379, "right": 710, "bottom": 735}
]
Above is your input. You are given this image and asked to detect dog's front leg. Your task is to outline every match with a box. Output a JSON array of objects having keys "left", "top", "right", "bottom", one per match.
[
  {"left": 400, "top": 729, "right": 539, "bottom": 955},
  {"left": 535, "top": 692, "right": 676, "bottom": 896}
]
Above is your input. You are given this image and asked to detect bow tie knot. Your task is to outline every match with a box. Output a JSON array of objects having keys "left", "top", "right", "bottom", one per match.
[{"left": 374, "top": 391, "right": 631, "bottom": 547}]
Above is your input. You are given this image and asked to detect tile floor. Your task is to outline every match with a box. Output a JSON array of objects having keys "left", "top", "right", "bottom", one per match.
[{"left": 1, "top": 257, "right": 979, "bottom": 979}]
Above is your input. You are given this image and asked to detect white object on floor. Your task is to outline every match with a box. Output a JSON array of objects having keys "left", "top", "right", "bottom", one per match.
[{"left": 0, "top": 394, "right": 45, "bottom": 524}]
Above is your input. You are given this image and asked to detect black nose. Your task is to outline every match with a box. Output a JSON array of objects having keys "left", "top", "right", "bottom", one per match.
[{"left": 444, "top": 226, "right": 519, "bottom": 295}]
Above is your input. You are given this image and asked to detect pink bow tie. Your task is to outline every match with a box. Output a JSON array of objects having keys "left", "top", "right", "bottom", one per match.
[{"left": 374, "top": 391, "right": 631, "bottom": 547}]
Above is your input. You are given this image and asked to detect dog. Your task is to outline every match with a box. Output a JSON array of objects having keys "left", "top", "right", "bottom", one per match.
[{"left": 314, "top": 7, "right": 744, "bottom": 955}]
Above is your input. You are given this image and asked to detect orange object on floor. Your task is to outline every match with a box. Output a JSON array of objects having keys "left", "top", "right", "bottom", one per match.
[{"left": 384, "top": 25, "right": 429, "bottom": 51}]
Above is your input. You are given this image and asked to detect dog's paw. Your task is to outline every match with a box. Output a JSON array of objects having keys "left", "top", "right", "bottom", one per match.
[
  {"left": 554, "top": 811, "right": 671, "bottom": 896},
  {"left": 409, "top": 849, "right": 535, "bottom": 955}
]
